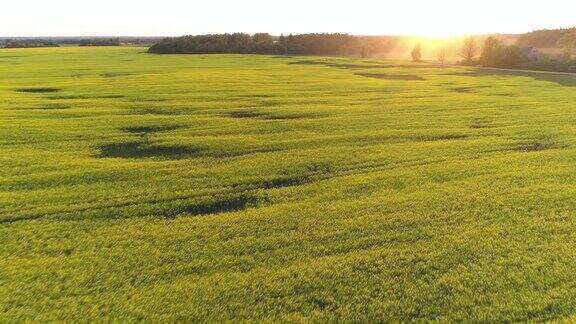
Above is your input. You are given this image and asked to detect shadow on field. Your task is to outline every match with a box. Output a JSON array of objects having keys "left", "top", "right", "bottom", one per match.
[
  {"left": 47, "top": 95, "right": 124, "bottom": 100},
  {"left": 0, "top": 214, "right": 43, "bottom": 225},
  {"left": 450, "top": 87, "right": 474, "bottom": 93},
  {"left": 513, "top": 141, "right": 567, "bottom": 153},
  {"left": 409, "top": 133, "right": 469, "bottom": 141},
  {"left": 449, "top": 69, "right": 576, "bottom": 87},
  {"left": 99, "top": 123, "right": 197, "bottom": 159},
  {"left": 98, "top": 141, "right": 284, "bottom": 160},
  {"left": 234, "top": 93, "right": 276, "bottom": 99},
  {"left": 100, "top": 142, "right": 203, "bottom": 159},
  {"left": 163, "top": 168, "right": 329, "bottom": 218},
  {"left": 164, "top": 177, "right": 314, "bottom": 218},
  {"left": 121, "top": 125, "right": 182, "bottom": 135},
  {"left": 166, "top": 176, "right": 317, "bottom": 218},
  {"left": 129, "top": 107, "right": 186, "bottom": 115},
  {"left": 242, "top": 175, "right": 312, "bottom": 191},
  {"left": 36, "top": 103, "right": 72, "bottom": 110},
  {"left": 100, "top": 72, "right": 133, "bottom": 78},
  {"left": 16, "top": 87, "right": 61, "bottom": 93},
  {"left": 470, "top": 118, "right": 493, "bottom": 129},
  {"left": 129, "top": 98, "right": 170, "bottom": 103},
  {"left": 356, "top": 72, "right": 424, "bottom": 81},
  {"left": 11, "top": 104, "right": 72, "bottom": 111},
  {"left": 165, "top": 194, "right": 262, "bottom": 218},
  {"left": 288, "top": 60, "right": 443, "bottom": 70},
  {"left": 227, "top": 110, "right": 313, "bottom": 120}
]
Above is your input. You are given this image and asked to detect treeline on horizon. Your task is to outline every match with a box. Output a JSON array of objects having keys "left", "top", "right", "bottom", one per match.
[
  {"left": 0, "top": 39, "right": 59, "bottom": 49},
  {"left": 146, "top": 30, "right": 576, "bottom": 72},
  {"left": 2, "top": 29, "right": 575, "bottom": 73},
  {"left": 148, "top": 33, "right": 369, "bottom": 55},
  {"left": 79, "top": 38, "right": 121, "bottom": 47},
  {"left": 148, "top": 29, "right": 576, "bottom": 55},
  {"left": 518, "top": 27, "right": 576, "bottom": 48},
  {"left": 0, "top": 37, "right": 164, "bottom": 48},
  {"left": 1, "top": 38, "right": 122, "bottom": 48}
]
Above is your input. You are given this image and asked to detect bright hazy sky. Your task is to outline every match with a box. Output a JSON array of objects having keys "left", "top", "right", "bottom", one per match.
[{"left": 2, "top": 0, "right": 575, "bottom": 37}]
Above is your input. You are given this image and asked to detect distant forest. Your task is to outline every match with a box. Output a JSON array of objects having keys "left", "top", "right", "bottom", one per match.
[
  {"left": 148, "top": 33, "right": 395, "bottom": 56},
  {"left": 518, "top": 28, "right": 576, "bottom": 48}
]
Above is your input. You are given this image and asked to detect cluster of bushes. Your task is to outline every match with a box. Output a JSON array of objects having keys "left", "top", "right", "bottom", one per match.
[
  {"left": 477, "top": 37, "right": 522, "bottom": 68},
  {"left": 79, "top": 38, "right": 120, "bottom": 47},
  {"left": 148, "top": 33, "right": 362, "bottom": 55},
  {"left": 1, "top": 40, "right": 59, "bottom": 49},
  {"left": 453, "top": 35, "right": 576, "bottom": 72},
  {"left": 446, "top": 36, "right": 524, "bottom": 69}
]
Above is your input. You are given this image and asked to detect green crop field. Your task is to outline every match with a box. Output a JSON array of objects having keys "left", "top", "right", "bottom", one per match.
[{"left": 3, "top": 46, "right": 576, "bottom": 322}]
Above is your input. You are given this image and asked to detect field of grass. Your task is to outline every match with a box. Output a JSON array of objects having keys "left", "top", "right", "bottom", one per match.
[{"left": 3, "top": 46, "right": 576, "bottom": 322}]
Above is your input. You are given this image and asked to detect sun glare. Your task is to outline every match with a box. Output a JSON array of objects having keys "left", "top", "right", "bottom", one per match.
[{"left": 417, "top": 28, "right": 460, "bottom": 39}]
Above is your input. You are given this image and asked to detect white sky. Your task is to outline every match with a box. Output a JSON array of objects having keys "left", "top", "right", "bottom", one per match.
[{"left": 2, "top": 0, "right": 575, "bottom": 37}]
